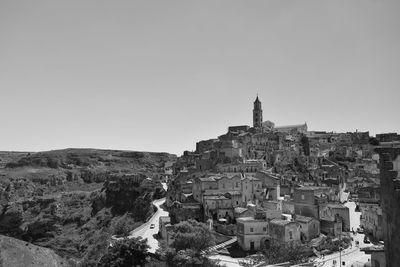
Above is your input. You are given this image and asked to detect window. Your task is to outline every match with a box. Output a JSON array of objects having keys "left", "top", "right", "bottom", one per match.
[
  {"left": 223, "top": 183, "right": 225, "bottom": 189},
  {"left": 301, "top": 194, "right": 305, "bottom": 200},
  {"left": 250, "top": 228, "right": 254, "bottom": 232},
  {"left": 313, "top": 224, "right": 315, "bottom": 229},
  {"left": 289, "top": 231, "right": 293, "bottom": 239},
  {"left": 236, "top": 182, "right": 239, "bottom": 187},
  {"left": 236, "top": 201, "right": 239, "bottom": 205},
  {"left": 263, "top": 227, "right": 267, "bottom": 232}
]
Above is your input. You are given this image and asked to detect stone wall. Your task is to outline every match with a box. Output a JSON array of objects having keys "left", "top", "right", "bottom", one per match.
[{"left": 375, "top": 147, "right": 400, "bottom": 267}]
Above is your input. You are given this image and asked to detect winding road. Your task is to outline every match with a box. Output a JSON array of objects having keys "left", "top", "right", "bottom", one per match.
[
  {"left": 127, "top": 197, "right": 168, "bottom": 253},
  {"left": 112, "top": 183, "right": 169, "bottom": 253}
]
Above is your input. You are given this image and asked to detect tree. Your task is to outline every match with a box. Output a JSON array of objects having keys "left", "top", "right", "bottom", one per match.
[
  {"left": 171, "top": 219, "right": 215, "bottom": 252},
  {"left": 239, "top": 241, "right": 308, "bottom": 266},
  {"left": 99, "top": 237, "right": 150, "bottom": 267},
  {"left": 111, "top": 213, "right": 138, "bottom": 236},
  {"left": 131, "top": 195, "right": 152, "bottom": 221},
  {"left": 157, "top": 220, "right": 221, "bottom": 267}
]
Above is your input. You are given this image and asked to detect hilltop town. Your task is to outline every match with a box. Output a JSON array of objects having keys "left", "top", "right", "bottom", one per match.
[
  {"left": 0, "top": 97, "right": 398, "bottom": 267},
  {"left": 158, "top": 96, "right": 400, "bottom": 266}
]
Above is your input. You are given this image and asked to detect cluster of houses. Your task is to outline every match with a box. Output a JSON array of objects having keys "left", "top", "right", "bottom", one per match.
[
  {"left": 163, "top": 163, "right": 352, "bottom": 251},
  {"left": 159, "top": 96, "right": 390, "bottom": 255}
]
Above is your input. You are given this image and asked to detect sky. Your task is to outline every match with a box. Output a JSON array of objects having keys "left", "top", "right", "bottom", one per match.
[{"left": 0, "top": 0, "right": 399, "bottom": 155}]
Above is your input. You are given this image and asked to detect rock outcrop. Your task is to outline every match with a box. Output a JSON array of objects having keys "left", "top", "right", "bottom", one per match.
[{"left": 0, "top": 234, "right": 70, "bottom": 267}]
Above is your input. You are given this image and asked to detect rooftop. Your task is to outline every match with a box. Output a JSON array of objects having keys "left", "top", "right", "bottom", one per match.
[
  {"left": 295, "top": 186, "right": 325, "bottom": 191},
  {"left": 242, "top": 176, "right": 260, "bottom": 181},
  {"left": 234, "top": 207, "right": 249, "bottom": 214},
  {"left": 270, "top": 219, "right": 294, "bottom": 226},
  {"left": 326, "top": 203, "right": 348, "bottom": 209},
  {"left": 294, "top": 215, "right": 314, "bottom": 223},
  {"left": 199, "top": 177, "right": 217, "bottom": 182},
  {"left": 236, "top": 217, "right": 265, "bottom": 222},
  {"left": 361, "top": 245, "right": 385, "bottom": 253},
  {"left": 204, "top": 195, "right": 228, "bottom": 200},
  {"left": 275, "top": 123, "right": 307, "bottom": 129}
]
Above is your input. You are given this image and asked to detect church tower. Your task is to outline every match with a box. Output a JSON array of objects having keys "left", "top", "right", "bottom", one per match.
[{"left": 253, "top": 95, "right": 263, "bottom": 128}]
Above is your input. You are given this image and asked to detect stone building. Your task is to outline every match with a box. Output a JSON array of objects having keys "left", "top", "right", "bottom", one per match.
[
  {"left": 376, "top": 133, "right": 400, "bottom": 143},
  {"left": 255, "top": 171, "right": 280, "bottom": 200},
  {"left": 241, "top": 175, "right": 263, "bottom": 204},
  {"left": 234, "top": 207, "right": 255, "bottom": 219},
  {"left": 293, "top": 214, "right": 320, "bottom": 241},
  {"left": 269, "top": 219, "right": 301, "bottom": 246},
  {"left": 375, "top": 146, "right": 400, "bottom": 267},
  {"left": 192, "top": 176, "right": 218, "bottom": 203},
  {"left": 319, "top": 203, "right": 350, "bottom": 232},
  {"left": 360, "top": 203, "right": 383, "bottom": 241},
  {"left": 361, "top": 246, "right": 386, "bottom": 267},
  {"left": 293, "top": 186, "right": 328, "bottom": 219},
  {"left": 275, "top": 123, "right": 308, "bottom": 134},
  {"left": 196, "top": 139, "right": 218, "bottom": 154},
  {"left": 204, "top": 195, "right": 234, "bottom": 220},
  {"left": 236, "top": 217, "right": 270, "bottom": 251},
  {"left": 216, "top": 159, "right": 266, "bottom": 173},
  {"left": 228, "top": 125, "right": 250, "bottom": 134}
]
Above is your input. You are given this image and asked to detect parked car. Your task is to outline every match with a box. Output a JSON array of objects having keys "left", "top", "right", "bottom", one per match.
[
  {"left": 364, "top": 236, "right": 371, "bottom": 244},
  {"left": 150, "top": 224, "right": 155, "bottom": 229},
  {"left": 357, "top": 228, "right": 364, "bottom": 234}
]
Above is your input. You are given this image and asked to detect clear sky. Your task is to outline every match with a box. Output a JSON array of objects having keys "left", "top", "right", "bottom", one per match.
[{"left": 0, "top": 0, "right": 399, "bottom": 155}]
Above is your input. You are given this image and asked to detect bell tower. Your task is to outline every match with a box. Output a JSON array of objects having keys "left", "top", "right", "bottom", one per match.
[{"left": 253, "top": 95, "right": 263, "bottom": 128}]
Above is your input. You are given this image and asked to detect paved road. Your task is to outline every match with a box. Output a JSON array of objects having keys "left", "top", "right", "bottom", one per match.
[
  {"left": 128, "top": 197, "right": 169, "bottom": 253},
  {"left": 112, "top": 183, "right": 169, "bottom": 253},
  {"left": 209, "top": 254, "right": 243, "bottom": 267}
]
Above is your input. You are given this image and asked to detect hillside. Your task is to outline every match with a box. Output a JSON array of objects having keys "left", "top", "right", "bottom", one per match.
[
  {"left": 0, "top": 234, "right": 69, "bottom": 267},
  {"left": 0, "top": 148, "right": 176, "bottom": 265}
]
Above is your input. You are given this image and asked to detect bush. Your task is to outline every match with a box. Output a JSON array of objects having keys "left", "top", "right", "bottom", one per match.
[
  {"left": 99, "top": 237, "right": 150, "bottom": 267},
  {"left": 111, "top": 214, "right": 138, "bottom": 236},
  {"left": 240, "top": 241, "right": 308, "bottom": 266}
]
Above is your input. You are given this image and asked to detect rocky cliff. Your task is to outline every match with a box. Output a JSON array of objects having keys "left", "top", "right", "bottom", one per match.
[
  {"left": 0, "top": 234, "right": 70, "bottom": 267},
  {"left": 0, "top": 148, "right": 176, "bottom": 265}
]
